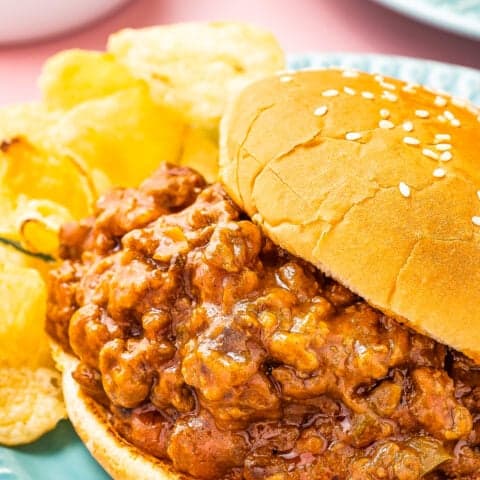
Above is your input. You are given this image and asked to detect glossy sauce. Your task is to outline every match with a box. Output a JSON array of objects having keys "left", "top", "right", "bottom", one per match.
[{"left": 47, "top": 164, "right": 480, "bottom": 479}]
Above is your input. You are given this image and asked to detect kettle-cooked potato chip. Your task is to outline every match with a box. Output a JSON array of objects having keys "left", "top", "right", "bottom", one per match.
[
  {"left": 0, "top": 243, "right": 49, "bottom": 276},
  {"left": 108, "top": 22, "right": 285, "bottom": 130},
  {"left": 17, "top": 198, "right": 74, "bottom": 257},
  {"left": 0, "top": 247, "right": 63, "bottom": 447},
  {"left": 51, "top": 85, "right": 186, "bottom": 188},
  {"left": 0, "top": 137, "right": 94, "bottom": 219},
  {"left": 0, "top": 102, "right": 59, "bottom": 146},
  {"left": 0, "top": 367, "right": 65, "bottom": 446},
  {"left": 0, "top": 264, "right": 51, "bottom": 368},
  {"left": 0, "top": 196, "right": 64, "bottom": 268},
  {"left": 40, "top": 50, "right": 139, "bottom": 111},
  {"left": 179, "top": 126, "right": 218, "bottom": 183}
]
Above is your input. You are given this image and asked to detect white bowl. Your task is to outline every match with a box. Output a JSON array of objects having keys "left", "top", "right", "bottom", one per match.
[{"left": 0, "top": 0, "right": 130, "bottom": 44}]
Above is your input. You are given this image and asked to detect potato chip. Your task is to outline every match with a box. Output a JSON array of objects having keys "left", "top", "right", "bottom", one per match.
[
  {"left": 0, "top": 264, "right": 51, "bottom": 368},
  {"left": 0, "top": 195, "right": 61, "bottom": 271},
  {"left": 108, "top": 22, "right": 285, "bottom": 130},
  {"left": 51, "top": 85, "right": 186, "bottom": 188},
  {"left": 40, "top": 50, "right": 139, "bottom": 111},
  {"left": 0, "top": 230, "right": 62, "bottom": 447},
  {"left": 0, "top": 102, "right": 59, "bottom": 146},
  {"left": 0, "top": 136, "right": 94, "bottom": 219},
  {"left": 0, "top": 367, "right": 65, "bottom": 445},
  {"left": 179, "top": 126, "right": 219, "bottom": 182},
  {"left": 0, "top": 190, "right": 16, "bottom": 225},
  {"left": 17, "top": 198, "right": 74, "bottom": 257},
  {"left": 20, "top": 220, "right": 60, "bottom": 258}
]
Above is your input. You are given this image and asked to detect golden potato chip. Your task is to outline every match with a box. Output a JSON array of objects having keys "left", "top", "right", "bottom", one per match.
[
  {"left": 51, "top": 85, "right": 186, "bottom": 188},
  {"left": 0, "top": 102, "right": 59, "bottom": 146},
  {"left": 0, "top": 264, "right": 51, "bottom": 368},
  {"left": 16, "top": 198, "right": 73, "bottom": 257},
  {"left": 0, "top": 136, "right": 94, "bottom": 219},
  {"left": 108, "top": 22, "right": 285, "bottom": 130},
  {"left": 0, "top": 213, "right": 61, "bottom": 447},
  {"left": 20, "top": 219, "right": 60, "bottom": 258},
  {"left": 40, "top": 50, "right": 139, "bottom": 111},
  {"left": 0, "top": 201, "right": 54, "bottom": 270},
  {"left": 0, "top": 190, "right": 16, "bottom": 224},
  {"left": 0, "top": 195, "right": 61, "bottom": 271},
  {"left": 179, "top": 126, "right": 219, "bottom": 182},
  {"left": 0, "top": 367, "right": 65, "bottom": 445},
  {"left": 0, "top": 242, "right": 27, "bottom": 267}
]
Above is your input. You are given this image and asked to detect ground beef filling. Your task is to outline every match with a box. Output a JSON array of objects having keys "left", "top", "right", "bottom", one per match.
[{"left": 46, "top": 164, "right": 480, "bottom": 480}]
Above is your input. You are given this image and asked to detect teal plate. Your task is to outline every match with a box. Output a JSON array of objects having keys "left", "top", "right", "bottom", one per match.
[
  {"left": 371, "top": 0, "right": 480, "bottom": 40},
  {"left": 0, "top": 421, "right": 109, "bottom": 479},
  {"left": 1, "top": 52, "right": 479, "bottom": 480}
]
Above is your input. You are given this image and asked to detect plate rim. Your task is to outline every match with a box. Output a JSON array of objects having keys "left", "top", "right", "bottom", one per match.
[
  {"left": 288, "top": 51, "right": 480, "bottom": 78},
  {"left": 287, "top": 51, "right": 480, "bottom": 105},
  {"left": 371, "top": 0, "right": 480, "bottom": 40}
]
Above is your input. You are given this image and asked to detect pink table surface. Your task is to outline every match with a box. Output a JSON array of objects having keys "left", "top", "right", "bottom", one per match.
[{"left": 0, "top": 0, "right": 479, "bottom": 106}]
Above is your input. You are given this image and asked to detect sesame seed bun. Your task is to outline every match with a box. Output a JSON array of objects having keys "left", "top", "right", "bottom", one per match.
[
  {"left": 219, "top": 69, "right": 480, "bottom": 362},
  {"left": 51, "top": 344, "right": 189, "bottom": 480}
]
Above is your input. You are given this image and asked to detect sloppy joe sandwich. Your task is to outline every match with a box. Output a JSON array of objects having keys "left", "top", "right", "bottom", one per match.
[{"left": 47, "top": 69, "right": 480, "bottom": 479}]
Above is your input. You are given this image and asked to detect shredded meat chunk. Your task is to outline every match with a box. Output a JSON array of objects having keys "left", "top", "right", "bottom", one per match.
[{"left": 47, "top": 164, "right": 480, "bottom": 479}]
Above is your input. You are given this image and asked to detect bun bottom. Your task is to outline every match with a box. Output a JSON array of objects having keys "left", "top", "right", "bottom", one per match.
[{"left": 52, "top": 345, "right": 185, "bottom": 480}]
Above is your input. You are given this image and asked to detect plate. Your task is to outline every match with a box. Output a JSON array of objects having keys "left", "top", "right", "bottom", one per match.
[
  {"left": 370, "top": 0, "right": 480, "bottom": 41},
  {"left": 1, "top": 52, "right": 479, "bottom": 480}
]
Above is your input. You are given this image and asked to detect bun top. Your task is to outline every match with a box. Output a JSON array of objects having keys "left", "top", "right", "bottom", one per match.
[{"left": 220, "top": 68, "right": 480, "bottom": 362}]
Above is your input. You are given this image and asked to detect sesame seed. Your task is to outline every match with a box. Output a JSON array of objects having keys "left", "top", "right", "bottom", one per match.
[
  {"left": 477, "top": 116, "right": 480, "bottom": 122},
  {"left": 451, "top": 118, "right": 461, "bottom": 127},
  {"left": 345, "top": 132, "right": 362, "bottom": 141},
  {"left": 362, "top": 91, "right": 375, "bottom": 99},
  {"left": 382, "top": 91, "right": 398, "bottom": 102},
  {"left": 374, "top": 74, "right": 384, "bottom": 82},
  {"left": 381, "top": 81, "right": 396, "bottom": 91},
  {"left": 399, "top": 182, "right": 411, "bottom": 198},
  {"left": 433, "top": 168, "right": 446, "bottom": 178},
  {"left": 279, "top": 75, "right": 293, "bottom": 83},
  {"left": 344, "top": 86, "right": 356, "bottom": 95},
  {"left": 444, "top": 110, "right": 455, "bottom": 121},
  {"left": 434, "top": 133, "right": 451, "bottom": 142},
  {"left": 379, "top": 119, "right": 395, "bottom": 129},
  {"left": 380, "top": 109, "right": 390, "bottom": 118},
  {"left": 435, "top": 143, "right": 452, "bottom": 151},
  {"left": 314, "top": 105, "right": 328, "bottom": 117},
  {"left": 322, "top": 89, "right": 339, "bottom": 97},
  {"left": 472, "top": 216, "right": 480, "bottom": 226},
  {"left": 402, "top": 121, "right": 414, "bottom": 132},
  {"left": 439, "top": 151, "right": 452, "bottom": 162},
  {"left": 415, "top": 109, "right": 430, "bottom": 118},
  {"left": 403, "top": 136, "right": 420, "bottom": 145},
  {"left": 434, "top": 96, "right": 447, "bottom": 107},
  {"left": 477, "top": 191, "right": 480, "bottom": 201},
  {"left": 437, "top": 115, "right": 447, "bottom": 123},
  {"left": 422, "top": 148, "right": 439, "bottom": 160},
  {"left": 342, "top": 70, "right": 359, "bottom": 78}
]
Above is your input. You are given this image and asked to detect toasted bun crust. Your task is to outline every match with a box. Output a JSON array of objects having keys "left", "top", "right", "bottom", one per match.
[
  {"left": 220, "top": 69, "right": 480, "bottom": 362},
  {"left": 52, "top": 345, "right": 188, "bottom": 480}
]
